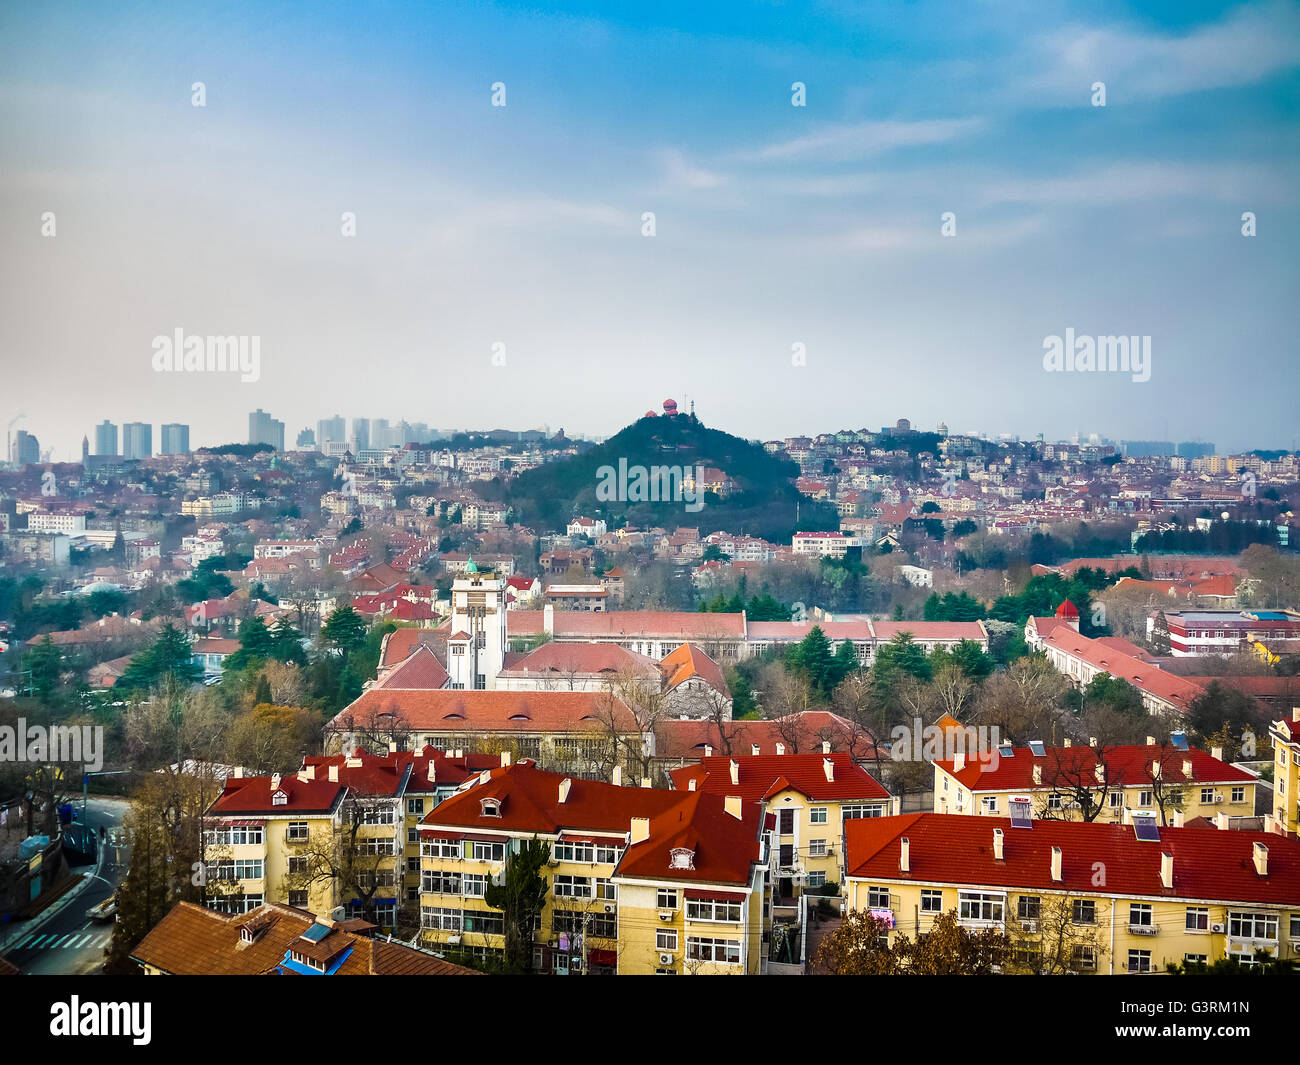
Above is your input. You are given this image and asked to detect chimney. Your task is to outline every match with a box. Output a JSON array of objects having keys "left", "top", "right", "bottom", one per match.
[
  {"left": 822, "top": 741, "right": 831, "bottom": 754},
  {"left": 232, "top": 767, "right": 244, "bottom": 778},
  {"left": 455, "top": 749, "right": 464, "bottom": 759},
  {"left": 891, "top": 796, "right": 902, "bottom": 816},
  {"left": 688, "top": 778, "right": 696, "bottom": 791},
  {"left": 953, "top": 751, "right": 965, "bottom": 772},
  {"left": 1032, "top": 765, "right": 1042, "bottom": 785},
  {"left": 1182, "top": 759, "right": 1192, "bottom": 778},
  {"left": 297, "top": 770, "right": 308, "bottom": 783},
  {"left": 328, "top": 765, "right": 339, "bottom": 782},
  {"left": 775, "top": 743, "right": 785, "bottom": 755},
  {"left": 543, "top": 603, "right": 555, "bottom": 634},
  {"left": 558, "top": 777, "right": 572, "bottom": 803},
  {"left": 270, "top": 773, "right": 281, "bottom": 791},
  {"left": 426, "top": 760, "right": 435, "bottom": 783},
  {"left": 729, "top": 759, "right": 739, "bottom": 786},
  {"left": 992, "top": 828, "right": 1004, "bottom": 860},
  {"left": 1088, "top": 736, "right": 1097, "bottom": 747},
  {"left": 704, "top": 745, "right": 713, "bottom": 758},
  {"left": 1145, "top": 735, "right": 1156, "bottom": 746},
  {"left": 1215, "top": 811, "right": 1228, "bottom": 829},
  {"left": 1093, "top": 763, "right": 1105, "bottom": 784},
  {"left": 1050, "top": 846, "right": 1063, "bottom": 882},
  {"left": 630, "top": 817, "right": 650, "bottom": 844},
  {"left": 899, "top": 836, "right": 910, "bottom": 872},
  {"left": 1160, "top": 852, "right": 1174, "bottom": 889},
  {"left": 641, "top": 778, "right": 651, "bottom": 788},
  {"left": 1151, "top": 760, "right": 1162, "bottom": 779},
  {"left": 612, "top": 766, "right": 622, "bottom": 787},
  {"left": 823, "top": 757, "right": 835, "bottom": 782},
  {"left": 724, "top": 795, "right": 742, "bottom": 820},
  {"left": 1292, "top": 706, "right": 1300, "bottom": 723},
  {"left": 1253, "top": 842, "right": 1268, "bottom": 876},
  {"left": 750, "top": 744, "right": 760, "bottom": 756},
  {"left": 1211, "top": 745, "right": 1223, "bottom": 762},
  {"left": 1063, "top": 737, "right": 1072, "bottom": 748},
  {"left": 388, "top": 740, "right": 398, "bottom": 754}
]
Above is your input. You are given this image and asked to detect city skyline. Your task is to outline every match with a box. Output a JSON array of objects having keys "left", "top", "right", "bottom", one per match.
[{"left": 3, "top": 1, "right": 1298, "bottom": 459}]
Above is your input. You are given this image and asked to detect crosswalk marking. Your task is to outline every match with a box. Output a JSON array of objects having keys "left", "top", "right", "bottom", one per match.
[{"left": 9, "top": 929, "right": 113, "bottom": 955}]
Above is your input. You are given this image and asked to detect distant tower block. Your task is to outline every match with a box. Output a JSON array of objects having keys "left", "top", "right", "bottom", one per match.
[{"left": 447, "top": 559, "right": 508, "bottom": 690}]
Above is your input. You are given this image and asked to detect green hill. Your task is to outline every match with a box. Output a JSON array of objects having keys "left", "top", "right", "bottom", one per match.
[{"left": 504, "top": 414, "right": 840, "bottom": 541}]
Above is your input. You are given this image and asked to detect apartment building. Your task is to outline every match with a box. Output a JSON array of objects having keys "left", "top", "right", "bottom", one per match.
[
  {"left": 416, "top": 760, "right": 768, "bottom": 974},
  {"left": 671, "top": 751, "right": 890, "bottom": 901},
  {"left": 933, "top": 739, "right": 1257, "bottom": 824},
  {"left": 843, "top": 812, "right": 1300, "bottom": 973},
  {"left": 1271, "top": 708, "right": 1300, "bottom": 835}
]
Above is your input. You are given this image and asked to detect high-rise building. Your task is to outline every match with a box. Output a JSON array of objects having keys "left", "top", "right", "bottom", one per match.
[
  {"left": 1177, "top": 441, "right": 1215, "bottom": 459},
  {"left": 317, "top": 415, "right": 346, "bottom": 448},
  {"left": 160, "top": 423, "right": 191, "bottom": 454},
  {"left": 351, "top": 417, "right": 370, "bottom": 451},
  {"left": 12, "top": 430, "right": 40, "bottom": 466},
  {"left": 122, "top": 422, "right": 152, "bottom": 460},
  {"left": 296, "top": 427, "right": 316, "bottom": 449},
  {"left": 249, "top": 409, "right": 285, "bottom": 451},
  {"left": 94, "top": 420, "right": 119, "bottom": 456}
]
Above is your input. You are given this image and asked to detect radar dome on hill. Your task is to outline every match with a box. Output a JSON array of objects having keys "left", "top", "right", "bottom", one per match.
[{"left": 663, "top": 398, "right": 678, "bottom": 416}]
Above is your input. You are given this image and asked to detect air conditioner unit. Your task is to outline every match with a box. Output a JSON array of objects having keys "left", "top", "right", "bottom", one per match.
[
  {"left": 446, "top": 935, "right": 461, "bottom": 946},
  {"left": 570, "top": 957, "right": 583, "bottom": 972},
  {"left": 1212, "top": 795, "right": 1224, "bottom": 804},
  {"left": 1211, "top": 923, "right": 1226, "bottom": 934},
  {"left": 658, "top": 909, "right": 675, "bottom": 921},
  {"left": 548, "top": 938, "right": 558, "bottom": 948},
  {"left": 658, "top": 952, "right": 675, "bottom": 965},
  {"left": 603, "top": 903, "right": 615, "bottom": 914}
]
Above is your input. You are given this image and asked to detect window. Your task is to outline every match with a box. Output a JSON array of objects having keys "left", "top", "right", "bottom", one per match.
[
  {"left": 422, "top": 838, "right": 461, "bottom": 860},
  {"left": 1228, "top": 912, "right": 1278, "bottom": 941},
  {"left": 1047, "top": 793, "right": 1063, "bottom": 810},
  {"left": 981, "top": 796, "right": 998, "bottom": 814},
  {"left": 554, "top": 875, "right": 592, "bottom": 899},
  {"left": 841, "top": 804, "right": 886, "bottom": 819},
  {"left": 656, "top": 929, "right": 678, "bottom": 950},
  {"left": 407, "top": 828, "right": 419, "bottom": 844},
  {"left": 806, "top": 871, "right": 826, "bottom": 889},
  {"left": 1071, "top": 945, "right": 1096, "bottom": 971},
  {"left": 809, "top": 807, "right": 828, "bottom": 825},
  {"left": 1018, "top": 896, "right": 1041, "bottom": 921},
  {"left": 420, "top": 906, "right": 462, "bottom": 931},
  {"left": 1291, "top": 914, "right": 1300, "bottom": 940},
  {"left": 867, "top": 886, "right": 891, "bottom": 909},
  {"left": 1185, "top": 907, "right": 1209, "bottom": 932},
  {"left": 958, "top": 892, "right": 1004, "bottom": 924},
  {"left": 1167, "top": 790, "right": 1182, "bottom": 807},
  {"left": 462, "top": 910, "right": 505, "bottom": 936},
  {"left": 595, "top": 878, "right": 617, "bottom": 901},
  {"left": 657, "top": 889, "right": 678, "bottom": 910},
  {"left": 288, "top": 891, "right": 308, "bottom": 908},
  {"left": 1127, "top": 949, "right": 1152, "bottom": 973},
  {"left": 920, "top": 890, "right": 943, "bottom": 913},
  {"left": 686, "top": 937, "right": 742, "bottom": 964},
  {"left": 479, "top": 798, "right": 501, "bottom": 818},
  {"left": 1072, "top": 899, "right": 1096, "bottom": 925},
  {"left": 1231, "top": 787, "right": 1245, "bottom": 803},
  {"left": 1108, "top": 791, "right": 1123, "bottom": 808},
  {"left": 1137, "top": 791, "right": 1152, "bottom": 807},
  {"left": 595, "top": 843, "right": 623, "bottom": 865},
  {"left": 358, "top": 804, "right": 396, "bottom": 825},
  {"left": 1200, "top": 787, "right": 1215, "bottom": 804},
  {"left": 204, "top": 824, "right": 265, "bottom": 846},
  {"left": 808, "top": 839, "right": 827, "bottom": 858},
  {"left": 1129, "top": 903, "right": 1153, "bottom": 928},
  {"left": 407, "top": 798, "right": 425, "bottom": 815},
  {"left": 1184, "top": 953, "right": 1208, "bottom": 965},
  {"left": 686, "top": 899, "right": 742, "bottom": 923},
  {"left": 462, "top": 874, "right": 487, "bottom": 898},
  {"left": 553, "top": 840, "right": 596, "bottom": 863},
  {"left": 778, "top": 808, "right": 795, "bottom": 834},
  {"left": 470, "top": 841, "right": 505, "bottom": 862},
  {"left": 422, "top": 870, "right": 461, "bottom": 894}
]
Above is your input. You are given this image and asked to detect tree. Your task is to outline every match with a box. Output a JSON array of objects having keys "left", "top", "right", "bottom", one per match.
[
  {"left": 1149, "top": 610, "right": 1172, "bottom": 656},
  {"left": 117, "top": 624, "right": 203, "bottom": 697},
  {"left": 320, "top": 606, "right": 367, "bottom": 657},
  {"left": 816, "top": 909, "right": 1009, "bottom": 975},
  {"left": 222, "top": 616, "right": 275, "bottom": 673},
  {"left": 484, "top": 838, "right": 551, "bottom": 973},
  {"left": 1187, "top": 681, "right": 1270, "bottom": 756},
  {"left": 1166, "top": 950, "right": 1295, "bottom": 975},
  {"left": 874, "top": 632, "right": 932, "bottom": 683},
  {"left": 1005, "top": 893, "right": 1107, "bottom": 974}
]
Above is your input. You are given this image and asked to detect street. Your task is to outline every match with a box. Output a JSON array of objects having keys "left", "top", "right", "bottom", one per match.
[{"left": 1, "top": 797, "right": 130, "bottom": 975}]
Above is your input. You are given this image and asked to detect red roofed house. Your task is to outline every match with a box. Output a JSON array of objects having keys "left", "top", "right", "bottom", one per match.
[
  {"left": 416, "top": 760, "right": 768, "bottom": 974},
  {"left": 842, "top": 812, "right": 1300, "bottom": 973},
  {"left": 671, "top": 752, "right": 890, "bottom": 904},
  {"left": 1038, "top": 626, "right": 1206, "bottom": 715}
]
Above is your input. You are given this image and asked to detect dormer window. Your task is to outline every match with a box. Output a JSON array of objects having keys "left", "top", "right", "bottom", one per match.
[
  {"left": 669, "top": 847, "right": 695, "bottom": 870},
  {"left": 480, "top": 797, "right": 502, "bottom": 818},
  {"left": 272, "top": 790, "right": 288, "bottom": 806}
]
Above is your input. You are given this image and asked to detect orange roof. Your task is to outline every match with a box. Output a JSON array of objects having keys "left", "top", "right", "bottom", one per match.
[
  {"left": 659, "top": 642, "right": 729, "bottom": 695},
  {"left": 670, "top": 752, "right": 889, "bottom": 802},
  {"left": 330, "top": 689, "right": 640, "bottom": 734}
]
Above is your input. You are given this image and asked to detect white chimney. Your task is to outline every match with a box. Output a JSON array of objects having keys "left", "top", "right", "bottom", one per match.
[
  {"left": 388, "top": 740, "right": 398, "bottom": 754},
  {"left": 1093, "top": 763, "right": 1105, "bottom": 784},
  {"left": 630, "top": 817, "right": 650, "bottom": 844},
  {"left": 500, "top": 751, "right": 511, "bottom": 768},
  {"left": 1253, "top": 842, "right": 1269, "bottom": 877},
  {"left": 1292, "top": 706, "right": 1300, "bottom": 723},
  {"left": 823, "top": 758, "right": 834, "bottom": 783},
  {"left": 455, "top": 748, "right": 464, "bottom": 759},
  {"left": 687, "top": 778, "right": 696, "bottom": 791},
  {"left": 750, "top": 744, "right": 760, "bottom": 756},
  {"left": 953, "top": 751, "right": 965, "bottom": 772},
  {"left": 543, "top": 603, "right": 555, "bottom": 634},
  {"left": 612, "top": 766, "right": 622, "bottom": 787},
  {"left": 775, "top": 742, "right": 785, "bottom": 755},
  {"left": 729, "top": 760, "right": 739, "bottom": 786},
  {"left": 426, "top": 761, "right": 435, "bottom": 783},
  {"left": 704, "top": 745, "right": 713, "bottom": 758},
  {"left": 1211, "top": 746, "right": 1224, "bottom": 761},
  {"left": 1063, "top": 737, "right": 1072, "bottom": 748},
  {"left": 1172, "top": 809, "right": 1183, "bottom": 828},
  {"left": 328, "top": 765, "right": 339, "bottom": 782},
  {"left": 1032, "top": 765, "right": 1042, "bottom": 785},
  {"left": 891, "top": 796, "right": 902, "bottom": 815},
  {"left": 1182, "top": 759, "right": 1192, "bottom": 777},
  {"left": 724, "top": 795, "right": 742, "bottom": 820},
  {"left": 558, "top": 777, "right": 572, "bottom": 803},
  {"left": 1151, "top": 760, "right": 1162, "bottom": 779},
  {"left": 822, "top": 741, "right": 831, "bottom": 754},
  {"left": 297, "top": 770, "right": 308, "bottom": 783},
  {"left": 1088, "top": 736, "right": 1097, "bottom": 747},
  {"left": 1215, "top": 812, "right": 1229, "bottom": 830},
  {"left": 1160, "top": 852, "right": 1173, "bottom": 889},
  {"left": 270, "top": 773, "right": 281, "bottom": 791},
  {"left": 992, "top": 828, "right": 1004, "bottom": 861},
  {"left": 1050, "top": 846, "right": 1063, "bottom": 882},
  {"left": 899, "top": 836, "right": 910, "bottom": 872},
  {"left": 641, "top": 778, "right": 651, "bottom": 788},
  {"left": 233, "top": 767, "right": 244, "bottom": 778}
]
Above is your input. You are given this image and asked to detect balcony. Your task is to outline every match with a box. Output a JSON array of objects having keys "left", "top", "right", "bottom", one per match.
[{"left": 1128, "top": 923, "right": 1159, "bottom": 936}]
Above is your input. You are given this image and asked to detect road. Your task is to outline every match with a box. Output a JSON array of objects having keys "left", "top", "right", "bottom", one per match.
[{"left": 1, "top": 797, "right": 130, "bottom": 975}]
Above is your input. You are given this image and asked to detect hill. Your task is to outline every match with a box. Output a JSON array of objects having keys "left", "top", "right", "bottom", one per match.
[{"left": 503, "top": 414, "right": 840, "bottom": 541}]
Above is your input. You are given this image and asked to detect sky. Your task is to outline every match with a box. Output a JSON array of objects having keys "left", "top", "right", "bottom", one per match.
[{"left": 1, "top": 0, "right": 1298, "bottom": 460}]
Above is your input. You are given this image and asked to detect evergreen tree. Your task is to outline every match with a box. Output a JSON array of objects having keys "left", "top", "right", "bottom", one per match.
[{"left": 483, "top": 838, "right": 551, "bottom": 972}]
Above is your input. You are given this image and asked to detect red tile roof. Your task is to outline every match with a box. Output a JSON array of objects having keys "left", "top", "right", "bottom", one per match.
[
  {"left": 373, "top": 643, "right": 449, "bottom": 690},
  {"left": 1042, "top": 628, "right": 1205, "bottom": 712},
  {"left": 670, "top": 752, "right": 889, "bottom": 802},
  {"left": 507, "top": 610, "right": 746, "bottom": 639},
  {"left": 617, "top": 790, "right": 764, "bottom": 888},
  {"left": 934, "top": 743, "right": 1255, "bottom": 792},
  {"left": 654, "top": 711, "right": 882, "bottom": 761},
  {"left": 499, "top": 641, "right": 659, "bottom": 679},
  {"left": 844, "top": 813, "right": 1300, "bottom": 905},
  {"left": 329, "top": 689, "right": 640, "bottom": 734},
  {"left": 209, "top": 774, "right": 346, "bottom": 816},
  {"left": 659, "top": 642, "right": 729, "bottom": 695}
]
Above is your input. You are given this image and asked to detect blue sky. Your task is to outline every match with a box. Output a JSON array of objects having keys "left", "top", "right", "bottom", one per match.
[{"left": 1, "top": 0, "right": 1297, "bottom": 458}]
